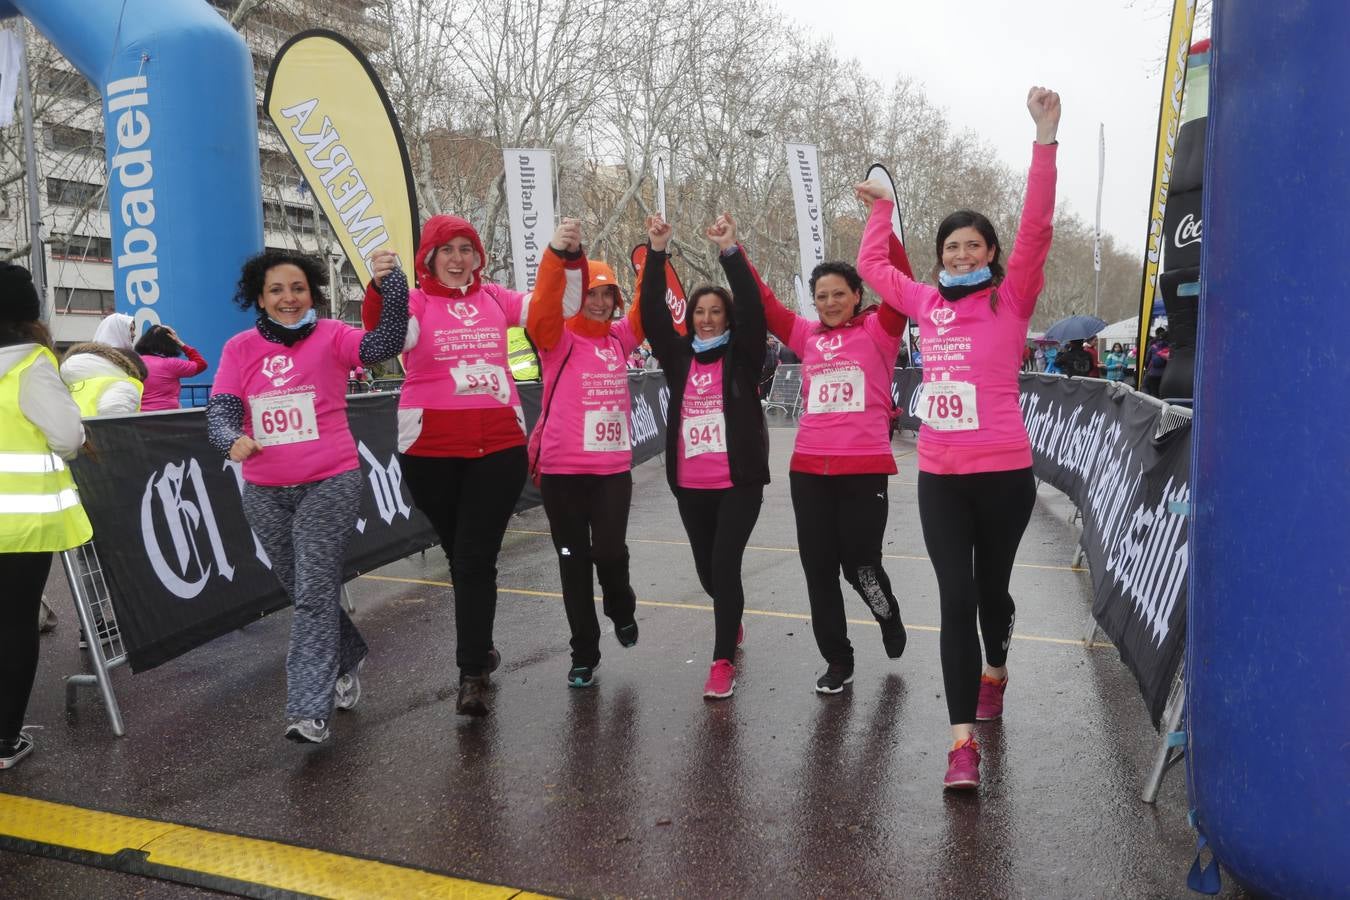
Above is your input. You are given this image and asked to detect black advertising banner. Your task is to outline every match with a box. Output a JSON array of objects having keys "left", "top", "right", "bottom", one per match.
[
  {"left": 72, "top": 374, "right": 670, "bottom": 672},
  {"left": 1018, "top": 375, "right": 1190, "bottom": 727}
]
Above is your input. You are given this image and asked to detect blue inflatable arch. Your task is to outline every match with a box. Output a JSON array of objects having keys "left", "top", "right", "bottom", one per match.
[
  {"left": 0, "top": 0, "right": 263, "bottom": 368},
  {"left": 1189, "top": 6, "right": 1349, "bottom": 897}
]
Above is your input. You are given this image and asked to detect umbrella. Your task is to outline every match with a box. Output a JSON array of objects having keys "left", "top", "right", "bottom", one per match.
[{"left": 1044, "top": 314, "right": 1107, "bottom": 343}]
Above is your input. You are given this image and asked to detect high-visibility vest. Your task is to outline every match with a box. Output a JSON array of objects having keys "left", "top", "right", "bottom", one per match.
[
  {"left": 0, "top": 346, "right": 93, "bottom": 552},
  {"left": 69, "top": 374, "right": 143, "bottom": 417},
  {"left": 507, "top": 326, "right": 540, "bottom": 382}
]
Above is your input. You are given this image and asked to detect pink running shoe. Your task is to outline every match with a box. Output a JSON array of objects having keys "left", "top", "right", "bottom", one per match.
[
  {"left": 703, "top": 660, "right": 736, "bottom": 699},
  {"left": 944, "top": 738, "right": 981, "bottom": 790},
  {"left": 975, "top": 674, "right": 1008, "bottom": 721},
  {"left": 736, "top": 623, "right": 745, "bottom": 647}
]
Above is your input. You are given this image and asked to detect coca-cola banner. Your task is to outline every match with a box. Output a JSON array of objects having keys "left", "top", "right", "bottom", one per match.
[
  {"left": 890, "top": 370, "right": 1190, "bottom": 726},
  {"left": 72, "top": 375, "right": 670, "bottom": 672}
]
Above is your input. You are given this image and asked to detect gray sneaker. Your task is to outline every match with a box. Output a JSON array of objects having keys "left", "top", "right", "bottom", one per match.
[
  {"left": 334, "top": 662, "right": 363, "bottom": 711},
  {"left": 284, "top": 718, "right": 330, "bottom": 743}
]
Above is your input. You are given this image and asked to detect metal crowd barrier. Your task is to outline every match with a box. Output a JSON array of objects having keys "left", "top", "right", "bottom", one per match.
[{"left": 763, "top": 364, "right": 803, "bottom": 418}]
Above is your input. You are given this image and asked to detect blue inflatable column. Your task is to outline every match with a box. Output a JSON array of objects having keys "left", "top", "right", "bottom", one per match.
[
  {"left": 1, "top": 0, "right": 262, "bottom": 368},
  {"left": 1188, "top": 6, "right": 1350, "bottom": 897}
]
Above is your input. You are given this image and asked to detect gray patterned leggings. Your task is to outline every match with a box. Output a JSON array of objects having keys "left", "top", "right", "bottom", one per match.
[{"left": 243, "top": 469, "right": 367, "bottom": 720}]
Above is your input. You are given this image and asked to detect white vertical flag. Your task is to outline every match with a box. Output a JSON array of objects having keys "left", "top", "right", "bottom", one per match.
[
  {"left": 0, "top": 29, "right": 22, "bottom": 127},
  {"left": 785, "top": 142, "right": 825, "bottom": 319},
  {"left": 1094, "top": 123, "right": 1105, "bottom": 274},
  {"left": 502, "top": 148, "right": 556, "bottom": 292},
  {"left": 655, "top": 156, "right": 667, "bottom": 221}
]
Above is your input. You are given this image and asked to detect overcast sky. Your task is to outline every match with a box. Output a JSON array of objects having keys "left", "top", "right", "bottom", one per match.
[{"left": 771, "top": 0, "right": 1205, "bottom": 254}]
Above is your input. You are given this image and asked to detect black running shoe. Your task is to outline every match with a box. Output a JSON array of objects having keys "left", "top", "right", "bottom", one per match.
[
  {"left": 567, "top": 664, "right": 598, "bottom": 688},
  {"left": 880, "top": 615, "right": 907, "bottom": 660},
  {"left": 815, "top": 664, "right": 854, "bottom": 694},
  {"left": 486, "top": 647, "right": 501, "bottom": 675},
  {"left": 615, "top": 621, "right": 638, "bottom": 648}
]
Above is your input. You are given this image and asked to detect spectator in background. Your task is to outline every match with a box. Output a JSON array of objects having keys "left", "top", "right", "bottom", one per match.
[
  {"left": 92, "top": 312, "right": 135, "bottom": 352},
  {"left": 0, "top": 263, "right": 90, "bottom": 771},
  {"left": 60, "top": 343, "right": 145, "bottom": 416},
  {"left": 760, "top": 336, "right": 780, "bottom": 398},
  {"left": 1056, "top": 339, "right": 1095, "bottom": 377},
  {"left": 777, "top": 342, "right": 800, "bottom": 365},
  {"left": 1033, "top": 344, "right": 1046, "bottom": 371},
  {"left": 1105, "top": 342, "right": 1127, "bottom": 382},
  {"left": 1143, "top": 327, "right": 1170, "bottom": 397},
  {"left": 1084, "top": 336, "right": 1102, "bottom": 377},
  {"left": 135, "top": 325, "right": 208, "bottom": 411},
  {"left": 1043, "top": 343, "right": 1060, "bottom": 374}
]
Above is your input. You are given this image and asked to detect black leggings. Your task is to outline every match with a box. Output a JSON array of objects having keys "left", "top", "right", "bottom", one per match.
[
  {"left": 789, "top": 471, "right": 901, "bottom": 667},
  {"left": 675, "top": 484, "right": 764, "bottom": 662},
  {"left": 401, "top": 447, "right": 527, "bottom": 677},
  {"left": 0, "top": 552, "right": 53, "bottom": 742},
  {"left": 540, "top": 472, "right": 637, "bottom": 668},
  {"left": 917, "top": 467, "right": 1036, "bottom": 725}
]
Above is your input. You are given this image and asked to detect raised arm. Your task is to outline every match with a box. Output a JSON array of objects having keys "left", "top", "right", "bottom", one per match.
[
  {"left": 855, "top": 183, "right": 923, "bottom": 320},
  {"left": 638, "top": 215, "right": 679, "bottom": 364},
  {"left": 526, "top": 218, "right": 585, "bottom": 352},
  {"left": 358, "top": 268, "right": 410, "bottom": 365},
  {"left": 1001, "top": 86, "right": 1061, "bottom": 317},
  {"left": 707, "top": 213, "right": 767, "bottom": 360}
]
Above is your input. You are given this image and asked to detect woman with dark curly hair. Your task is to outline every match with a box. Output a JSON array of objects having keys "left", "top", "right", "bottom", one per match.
[
  {"left": 206, "top": 247, "right": 408, "bottom": 744},
  {"left": 135, "top": 325, "right": 208, "bottom": 411}
]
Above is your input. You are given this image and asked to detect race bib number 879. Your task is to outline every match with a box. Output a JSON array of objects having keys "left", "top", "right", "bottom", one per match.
[{"left": 807, "top": 369, "right": 864, "bottom": 414}]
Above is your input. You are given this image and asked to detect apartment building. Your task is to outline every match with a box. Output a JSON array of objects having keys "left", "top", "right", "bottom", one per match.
[{"left": 0, "top": 0, "right": 383, "bottom": 350}]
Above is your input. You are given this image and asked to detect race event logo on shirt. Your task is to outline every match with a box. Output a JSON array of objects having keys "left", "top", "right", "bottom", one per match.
[
  {"left": 690, "top": 372, "right": 714, "bottom": 394},
  {"left": 814, "top": 334, "right": 844, "bottom": 361},
  {"left": 260, "top": 354, "right": 297, "bottom": 387},
  {"left": 930, "top": 306, "right": 957, "bottom": 336},
  {"left": 593, "top": 344, "right": 621, "bottom": 371},
  {"left": 448, "top": 302, "right": 481, "bottom": 326}
]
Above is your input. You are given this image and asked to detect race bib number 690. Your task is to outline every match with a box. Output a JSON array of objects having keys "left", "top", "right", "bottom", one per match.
[{"left": 250, "top": 392, "right": 319, "bottom": 447}]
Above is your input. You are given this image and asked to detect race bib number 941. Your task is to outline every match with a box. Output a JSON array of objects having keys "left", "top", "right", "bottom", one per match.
[
  {"left": 683, "top": 412, "right": 727, "bottom": 458},
  {"left": 584, "top": 408, "right": 631, "bottom": 452},
  {"left": 807, "top": 369, "right": 864, "bottom": 414},
  {"left": 250, "top": 392, "right": 319, "bottom": 447},
  {"left": 921, "top": 380, "right": 979, "bottom": 431}
]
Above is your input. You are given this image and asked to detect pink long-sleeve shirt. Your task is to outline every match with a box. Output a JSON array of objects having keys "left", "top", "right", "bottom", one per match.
[{"left": 858, "top": 141, "right": 1057, "bottom": 475}]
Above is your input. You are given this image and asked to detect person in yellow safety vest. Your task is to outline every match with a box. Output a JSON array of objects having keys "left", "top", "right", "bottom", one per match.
[
  {"left": 0, "top": 263, "right": 91, "bottom": 770},
  {"left": 59, "top": 342, "right": 145, "bottom": 416},
  {"left": 506, "top": 325, "right": 540, "bottom": 381}
]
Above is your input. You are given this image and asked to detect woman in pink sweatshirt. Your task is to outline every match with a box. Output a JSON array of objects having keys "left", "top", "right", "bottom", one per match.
[
  {"left": 856, "top": 86, "right": 1061, "bottom": 790},
  {"left": 135, "top": 325, "right": 208, "bottom": 410},
  {"left": 741, "top": 240, "right": 913, "bottom": 696},
  {"left": 526, "top": 219, "right": 645, "bottom": 690}
]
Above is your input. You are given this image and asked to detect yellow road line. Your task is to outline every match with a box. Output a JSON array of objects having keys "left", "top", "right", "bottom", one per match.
[
  {"left": 358, "top": 574, "right": 1111, "bottom": 650},
  {"left": 0, "top": 793, "right": 552, "bottom": 900},
  {"left": 505, "top": 529, "right": 1088, "bottom": 574}
]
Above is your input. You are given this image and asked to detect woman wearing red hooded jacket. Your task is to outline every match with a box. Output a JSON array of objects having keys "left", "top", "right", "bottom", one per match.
[
  {"left": 525, "top": 218, "right": 646, "bottom": 689},
  {"left": 361, "top": 214, "right": 580, "bottom": 716}
]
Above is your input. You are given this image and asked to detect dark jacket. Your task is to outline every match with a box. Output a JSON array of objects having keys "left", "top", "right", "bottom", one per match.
[{"left": 640, "top": 245, "right": 770, "bottom": 491}]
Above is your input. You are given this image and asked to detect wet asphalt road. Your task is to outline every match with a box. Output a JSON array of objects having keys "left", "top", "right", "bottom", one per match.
[{"left": 1, "top": 427, "right": 1252, "bottom": 898}]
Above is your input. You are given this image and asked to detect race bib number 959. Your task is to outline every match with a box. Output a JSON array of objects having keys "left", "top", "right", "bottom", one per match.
[{"left": 584, "top": 408, "right": 630, "bottom": 452}]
